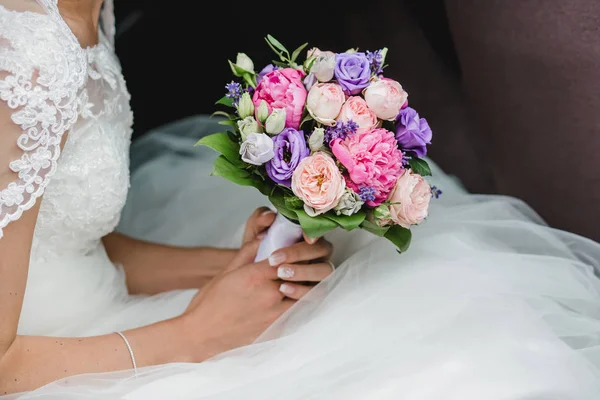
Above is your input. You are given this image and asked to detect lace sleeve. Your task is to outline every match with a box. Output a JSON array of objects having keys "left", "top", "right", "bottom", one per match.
[{"left": 0, "top": 4, "right": 84, "bottom": 239}]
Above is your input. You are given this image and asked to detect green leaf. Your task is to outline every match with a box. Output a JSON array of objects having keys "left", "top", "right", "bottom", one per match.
[
  {"left": 195, "top": 133, "right": 243, "bottom": 166},
  {"left": 324, "top": 211, "right": 366, "bottom": 231},
  {"left": 212, "top": 155, "right": 250, "bottom": 180},
  {"left": 359, "top": 219, "right": 390, "bottom": 237},
  {"left": 270, "top": 61, "right": 288, "bottom": 69},
  {"left": 266, "top": 34, "right": 289, "bottom": 57},
  {"left": 291, "top": 42, "right": 309, "bottom": 63},
  {"left": 408, "top": 158, "right": 432, "bottom": 177},
  {"left": 228, "top": 60, "right": 249, "bottom": 77},
  {"left": 284, "top": 195, "right": 304, "bottom": 210},
  {"left": 218, "top": 119, "right": 238, "bottom": 127},
  {"left": 210, "top": 110, "right": 235, "bottom": 120},
  {"left": 265, "top": 41, "right": 287, "bottom": 62},
  {"left": 215, "top": 96, "right": 234, "bottom": 107},
  {"left": 242, "top": 73, "right": 257, "bottom": 89},
  {"left": 299, "top": 113, "right": 314, "bottom": 128},
  {"left": 212, "top": 156, "right": 270, "bottom": 194},
  {"left": 295, "top": 209, "right": 339, "bottom": 239},
  {"left": 384, "top": 225, "right": 412, "bottom": 253},
  {"left": 268, "top": 192, "right": 300, "bottom": 222},
  {"left": 303, "top": 57, "right": 317, "bottom": 74}
]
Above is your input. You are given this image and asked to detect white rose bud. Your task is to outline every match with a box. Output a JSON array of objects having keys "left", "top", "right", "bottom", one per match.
[
  {"left": 373, "top": 204, "right": 392, "bottom": 221},
  {"left": 379, "top": 47, "right": 388, "bottom": 65},
  {"left": 311, "top": 52, "right": 336, "bottom": 82},
  {"left": 237, "top": 116, "right": 262, "bottom": 141},
  {"left": 237, "top": 92, "right": 254, "bottom": 119},
  {"left": 265, "top": 108, "right": 286, "bottom": 135},
  {"left": 239, "top": 133, "right": 274, "bottom": 166},
  {"left": 334, "top": 188, "right": 364, "bottom": 216},
  {"left": 257, "top": 100, "right": 270, "bottom": 124},
  {"left": 235, "top": 52, "right": 254, "bottom": 74},
  {"left": 308, "top": 128, "right": 325, "bottom": 152}
]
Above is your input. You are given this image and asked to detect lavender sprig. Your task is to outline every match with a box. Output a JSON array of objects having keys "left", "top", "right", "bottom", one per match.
[
  {"left": 366, "top": 49, "right": 385, "bottom": 76},
  {"left": 225, "top": 81, "right": 243, "bottom": 106},
  {"left": 431, "top": 186, "right": 443, "bottom": 199},
  {"left": 324, "top": 120, "right": 358, "bottom": 144},
  {"left": 358, "top": 186, "right": 376, "bottom": 203}
]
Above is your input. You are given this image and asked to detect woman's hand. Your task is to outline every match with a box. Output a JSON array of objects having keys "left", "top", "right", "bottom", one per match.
[
  {"left": 181, "top": 237, "right": 333, "bottom": 360},
  {"left": 243, "top": 207, "right": 322, "bottom": 247},
  {"left": 265, "top": 238, "right": 334, "bottom": 300},
  {"left": 242, "top": 207, "right": 277, "bottom": 245}
]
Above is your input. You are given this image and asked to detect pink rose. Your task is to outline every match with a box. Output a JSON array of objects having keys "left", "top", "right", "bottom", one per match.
[
  {"left": 363, "top": 78, "right": 408, "bottom": 121},
  {"left": 252, "top": 68, "right": 307, "bottom": 130},
  {"left": 331, "top": 128, "right": 403, "bottom": 207},
  {"left": 336, "top": 96, "right": 379, "bottom": 133},
  {"left": 291, "top": 152, "right": 346, "bottom": 216},
  {"left": 306, "top": 83, "right": 346, "bottom": 126},
  {"left": 387, "top": 169, "right": 432, "bottom": 228}
]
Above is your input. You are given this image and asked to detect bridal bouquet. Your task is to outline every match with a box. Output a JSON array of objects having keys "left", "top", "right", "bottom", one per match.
[{"left": 198, "top": 35, "right": 436, "bottom": 259}]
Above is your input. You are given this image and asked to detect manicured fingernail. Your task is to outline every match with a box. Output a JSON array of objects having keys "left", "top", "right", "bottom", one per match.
[
  {"left": 257, "top": 232, "right": 267, "bottom": 240},
  {"left": 277, "top": 266, "right": 295, "bottom": 279},
  {"left": 269, "top": 252, "right": 286, "bottom": 266},
  {"left": 306, "top": 237, "right": 317, "bottom": 244},
  {"left": 261, "top": 210, "right": 276, "bottom": 216},
  {"left": 279, "top": 283, "right": 295, "bottom": 296}
]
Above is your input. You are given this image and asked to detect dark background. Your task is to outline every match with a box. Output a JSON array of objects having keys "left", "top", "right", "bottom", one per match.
[{"left": 113, "top": 0, "right": 460, "bottom": 139}]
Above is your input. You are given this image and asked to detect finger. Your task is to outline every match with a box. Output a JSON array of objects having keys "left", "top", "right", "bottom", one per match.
[
  {"left": 279, "top": 282, "right": 314, "bottom": 300},
  {"left": 251, "top": 261, "right": 279, "bottom": 281},
  {"left": 226, "top": 239, "right": 262, "bottom": 271},
  {"left": 303, "top": 232, "right": 320, "bottom": 245},
  {"left": 245, "top": 208, "right": 276, "bottom": 241},
  {"left": 276, "top": 263, "right": 334, "bottom": 282},
  {"left": 268, "top": 239, "right": 333, "bottom": 267}
]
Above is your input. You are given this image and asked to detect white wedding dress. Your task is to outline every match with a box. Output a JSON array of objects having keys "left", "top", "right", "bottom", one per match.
[{"left": 2, "top": 1, "right": 600, "bottom": 398}]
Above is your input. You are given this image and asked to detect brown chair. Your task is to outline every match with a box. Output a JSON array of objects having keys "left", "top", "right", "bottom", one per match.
[{"left": 340, "top": 0, "right": 600, "bottom": 241}]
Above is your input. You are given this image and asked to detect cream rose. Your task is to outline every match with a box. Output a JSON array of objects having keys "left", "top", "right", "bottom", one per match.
[
  {"left": 336, "top": 96, "right": 379, "bottom": 133},
  {"left": 364, "top": 78, "right": 408, "bottom": 121},
  {"left": 291, "top": 152, "right": 346, "bottom": 216},
  {"left": 387, "top": 169, "right": 432, "bottom": 228},
  {"left": 306, "top": 83, "right": 346, "bottom": 126}
]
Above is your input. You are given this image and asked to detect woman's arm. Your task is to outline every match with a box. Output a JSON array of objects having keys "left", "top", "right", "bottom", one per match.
[
  {"left": 102, "top": 208, "right": 277, "bottom": 295},
  {"left": 102, "top": 232, "right": 237, "bottom": 295},
  {"left": 0, "top": 318, "right": 191, "bottom": 394}
]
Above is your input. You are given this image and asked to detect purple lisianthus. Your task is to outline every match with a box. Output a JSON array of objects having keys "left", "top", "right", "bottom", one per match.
[
  {"left": 334, "top": 52, "right": 371, "bottom": 95},
  {"left": 257, "top": 64, "right": 278, "bottom": 85},
  {"left": 304, "top": 73, "right": 317, "bottom": 91},
  {"left": 266, "top": 128, "right": 310, "bottom": 187},
  {"left": 395, "top": 107, "right": 432, "bottom": 158}
]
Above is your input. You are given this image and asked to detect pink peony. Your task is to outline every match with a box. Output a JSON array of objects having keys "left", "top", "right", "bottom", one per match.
[
  {"left": 291, "top": 152, "right": 346, "bottom": 216},
  {"left": 387, "top": 169, "right": 432, "bottom": 228},
  {"left": 336, "top": 96, "right": 379, "bottom": 133},
  {"left": 252, "top": 68, "right": 307, "bottom": 130},
  {"left": 363, "top": 78, "right": 408, "bottom": 121},
  {"left": 331, "top": 128, "right": 403, "bottom": 207},
  {"left": 306, "top": 83, "right": 346, "bottom": 126}
]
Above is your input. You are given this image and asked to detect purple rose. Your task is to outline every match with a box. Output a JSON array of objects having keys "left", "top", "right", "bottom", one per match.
[
  {"left": 334, "top": 52, "right": 371, "bottom": 95},
  {"left": 395, "top": 107, "right": 432, "bottom": 158},
  {"left": 257, "top": 64, "right": 278, "bottom": 85},
  {"left": 266, "top": 128, "right": 310, "bottom": 187}
]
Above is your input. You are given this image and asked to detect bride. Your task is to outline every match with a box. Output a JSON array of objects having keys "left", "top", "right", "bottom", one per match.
[{"left": 1, "top": 0, "right": 600, "bottom": 398}]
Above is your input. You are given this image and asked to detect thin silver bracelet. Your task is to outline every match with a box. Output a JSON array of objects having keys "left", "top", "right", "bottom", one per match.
[{"left": 115, "top": 331, "right": 138, "bottom": 377}]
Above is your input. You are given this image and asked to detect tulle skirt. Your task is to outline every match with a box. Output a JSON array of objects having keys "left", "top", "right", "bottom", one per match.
[{"left": 12, "top": 116, "right": 600, "bottom": 399}]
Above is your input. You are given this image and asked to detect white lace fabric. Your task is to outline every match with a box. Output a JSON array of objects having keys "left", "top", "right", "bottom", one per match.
[{"left": 0, "top": 0, "right": 132, "bottom": 258}]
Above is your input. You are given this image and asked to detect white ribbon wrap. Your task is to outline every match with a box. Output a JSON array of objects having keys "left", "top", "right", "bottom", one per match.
[{"left": 255, "top": 213, "right": 304, "bottom": 262}]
